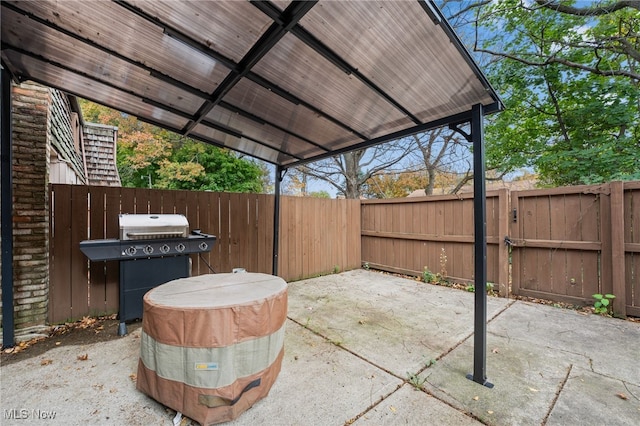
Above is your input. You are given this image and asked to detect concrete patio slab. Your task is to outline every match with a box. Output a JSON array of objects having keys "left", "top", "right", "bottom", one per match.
[
  {"left": 1, "top": 327, "right": 168, "bottom": 425},
  {"left": 487, "top": 301, "right": 640, "bottom": 382},
  {"left": 353, "top": 383, "right": 482, "bottom": 425},
  {"left": 420, "top": 300, "right": 640, "bottom": 425},
  {"left": 546, "top": 366, "right": 640, "bottom": 426},
  {"left": 2, "top": 269, "right": 639, "bottom": 425},
  {"left": 287, "top": 269, "right": 510, "bottom": 378},
  {"left": 227, "top": 321, "right": 402, "bottom": 425},
  {"left": 421, "top": 325, "right": 575, "bottom": 425}
]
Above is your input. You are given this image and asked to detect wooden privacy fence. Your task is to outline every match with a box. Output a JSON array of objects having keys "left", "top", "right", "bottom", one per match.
[
  {"left": 278, "top": 196, "right": 361, "bottom": 282},
  {"left": 49, "top": 181, "right": 639, "bottom": 323},
  {"left": 48, "top": 185, "right": 362, "bottom": 323},
  {"left": 361, "top": 182, "right": 640, "bottom": 317},
  {"left": 361, "top": 190, "right": 510, "bottom": 295},
  {"left": 49, "top": 185, "right": 275, "bottom": 322}
]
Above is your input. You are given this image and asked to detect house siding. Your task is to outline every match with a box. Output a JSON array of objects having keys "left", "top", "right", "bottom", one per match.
[
  {"left": 49, "top": 90, "right": 86, "bottom": 184},
  {"left": 83, "top": 123, "right": 121, "bottom": 186}
]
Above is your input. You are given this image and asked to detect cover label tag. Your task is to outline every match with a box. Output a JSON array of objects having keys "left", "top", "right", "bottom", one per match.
[{"left": 195, "top": 362, "right": 219, "bottom": 371}]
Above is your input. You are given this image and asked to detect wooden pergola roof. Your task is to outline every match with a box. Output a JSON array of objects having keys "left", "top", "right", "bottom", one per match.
[{"left": 1, "top": 0, "right": 501, "bottom": 168}]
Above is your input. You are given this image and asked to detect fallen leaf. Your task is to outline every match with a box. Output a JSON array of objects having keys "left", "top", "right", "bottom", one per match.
[
  {"left": 55, "top": 341, "right": 61, "bottom": 346},
  {"left": 78, "top": 316, "right": 97, "bottom": 329},
  {"left": 77, "top": 353, "right": 89, "bottom": 361},
  {"left": 616, "top": 393, "right": 628, "bottom": 400},
  {"left": 389, "top": 406, "right": 397, "bottom": 413},
  {"left": 129, "top": 373, "right": 137, "bottom": 382},
  {"left": 473, "top": 396, "right": 479, "bottom": 401},
  {"left": 41, "top": 359, "right": 53, "bottom": 366}
]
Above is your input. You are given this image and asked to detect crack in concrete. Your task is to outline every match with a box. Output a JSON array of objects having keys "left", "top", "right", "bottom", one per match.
[
  {"left": 293, "top": 298, "right": 520, "bottom": 426},
  {"left": 541, "top": 363, "right": 573, "bottom": 425}
]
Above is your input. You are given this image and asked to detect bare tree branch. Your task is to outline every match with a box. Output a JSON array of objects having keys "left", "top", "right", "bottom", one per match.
[
  {"left": 444, "top": 0, "right": 492, "bottom": 20},
  {"left": 475, "top": 47, "right": 640, "bottom": 81},
  {"left": 535, "top": 0, "right": 640, "bottom": 16}
]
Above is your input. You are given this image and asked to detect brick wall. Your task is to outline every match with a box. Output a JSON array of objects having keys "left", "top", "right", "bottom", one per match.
[{"left": 0, "top": 82, "right": 51, "bottom": 329}]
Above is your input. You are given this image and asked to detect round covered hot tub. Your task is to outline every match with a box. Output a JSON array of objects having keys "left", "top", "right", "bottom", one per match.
[{"left": 136, "top": 272, "right": 287, "bottom": 425}]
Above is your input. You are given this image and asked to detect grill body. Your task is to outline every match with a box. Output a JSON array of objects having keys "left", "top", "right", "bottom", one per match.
[{"left": 79, "top": 214, "right": 216, "bottom": 334}]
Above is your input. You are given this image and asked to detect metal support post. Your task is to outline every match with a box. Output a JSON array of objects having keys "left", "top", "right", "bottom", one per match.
[
  {"left": 466, "top": 103, "right": 493, "bottom": 388},
  {"left": 1, "top": 67, "right": 15, "bottom": 348},
  {"left": 272, "top": 165, "right": 285, "bottom": 276}
]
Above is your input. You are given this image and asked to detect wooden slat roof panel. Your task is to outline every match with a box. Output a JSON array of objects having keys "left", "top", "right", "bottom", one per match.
[
  {"left": 1, "top": 0, "right": 501, "bottom": 167},
  {"left": 252, "top": 32, "right": 412, "bottom": 139},
  {"left": 127, "top": 0, "right": 274, "bottom": 63},
  {"left": 224, "top": 78, "right": 357, "bottom": 146},
  {"left": 300, "top": 1, "right": 496, "bottom": 121}
]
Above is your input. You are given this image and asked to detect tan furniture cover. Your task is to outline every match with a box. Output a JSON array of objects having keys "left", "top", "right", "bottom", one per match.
[{"left": 136, "top": 273, "right": 287, "bottom": 425}]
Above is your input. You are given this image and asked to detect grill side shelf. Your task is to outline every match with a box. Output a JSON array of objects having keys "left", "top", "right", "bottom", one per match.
[
  {"left": 80, "top": 235, "right": 217, "bottom": 261},
  {"left": 80, "top": 239, "right": 121, "bottom": 261}
]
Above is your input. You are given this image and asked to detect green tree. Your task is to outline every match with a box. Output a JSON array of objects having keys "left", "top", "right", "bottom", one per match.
[
  {"left": 78, "top": 100, "right": 267, "bottom": 192},
  {"left": 168, "top": 141, "right": 265, "bottom": 192},
  {"left": 470, "top": 0, "right": 640, "bottom": 185}
]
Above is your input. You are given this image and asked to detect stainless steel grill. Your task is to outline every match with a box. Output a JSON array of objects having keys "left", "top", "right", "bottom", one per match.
[{"left": 80, "top": 214, "right": 216, "bottom": 335}]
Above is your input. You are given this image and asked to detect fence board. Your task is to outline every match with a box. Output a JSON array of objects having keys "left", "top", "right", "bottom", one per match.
[
  {"left": 104, "top": 187, "right": 120, "bottom": 313},
  {"left": 88, "top": 186, "right": 108, "bottom": 315},
  {"left": 49, "top": 185, "right": 72, "bottom": 322},
  {"left": 626, "top": 187, "right": 640, "bottom": 314},
  {"left": 70, "top": 186, "right": 89, "bottom": 320},
  {"left": 508, "top": 182, "right": 639, "bottom": 314}
]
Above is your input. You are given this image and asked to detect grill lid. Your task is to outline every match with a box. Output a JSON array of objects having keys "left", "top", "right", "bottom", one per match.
[{"left": 119, "top": 214, "right": 189, "bottom": 240}]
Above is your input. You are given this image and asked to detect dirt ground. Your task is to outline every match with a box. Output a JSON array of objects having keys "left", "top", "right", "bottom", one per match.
[{"left": 1, "top": 315, "right": 142, "bottom": 366}]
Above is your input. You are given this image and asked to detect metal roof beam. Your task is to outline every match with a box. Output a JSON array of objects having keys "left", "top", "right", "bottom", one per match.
[
  {"left": 281, "top": 103, "right": 501, "bottom": 169},
  {"left": 245, "top": 72, "right": 368, "bottom": 141},
  {"left": 219, "top": 101, "right": 330, "bottom": 153},
  {"left": 183, "top": 1, "right": 319, "bottom": 134},
  {"left": 252, "top": 1, "right": 422, "bottom": 124},
  {"left": 290, "top": 26, "right": 423, "bottom": 125},
  {"left": 112, "top": 0, "right": 362, "bottom": 143}
]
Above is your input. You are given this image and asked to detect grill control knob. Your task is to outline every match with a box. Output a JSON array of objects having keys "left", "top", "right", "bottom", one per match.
[
  {"left": 199, "top": 242, "right": 208, "bottom": 251},
  {"left": 160, "top": 244, "right": 170, "bottom": 254},
  {"left": 125, "top": 246, "right": 137, "bottom": 256},
  {"left": 143, "top": 245, "right": 154, "bottom": 255},
  {"left": 176, "top": 243, "right": 186, "bottom": 253}
]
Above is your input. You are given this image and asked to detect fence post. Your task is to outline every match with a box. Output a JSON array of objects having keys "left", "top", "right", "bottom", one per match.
[
  {"left": 497, "top": 188, "right": 510, "bottom": 297},
  {"left": 610, "top": 181, "right": 626, "bottom": 318}
]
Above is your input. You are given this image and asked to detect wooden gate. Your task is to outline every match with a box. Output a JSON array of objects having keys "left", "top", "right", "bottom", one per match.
[{"left": 509, "top": 182, "right": 638, "bottom": 316}]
